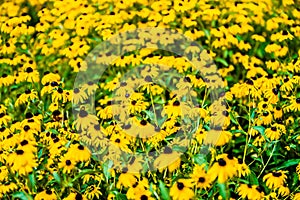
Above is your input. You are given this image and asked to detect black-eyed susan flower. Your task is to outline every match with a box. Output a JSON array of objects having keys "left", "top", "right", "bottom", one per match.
[
  {"left": 237, "top": 184, "right": 264, "bottom": 200},
  {"left": 284, "top": 97, "right": 300, "bottom": 112},
  {"left": 265, "top": 126, "right": 282, "bottom": 141},
  {"left": 207, "top": 155, "right": 236, "bottom": 183},
  {"left": 170, "top": 179, "right": 194, "bottom": 200},
  {"left": 190, "top": 164, "right": 211, "bottom": 189},
  {"left": 154, "top": 146, "right": 181, "bottom": 173},
  {"left": 6, "top": 149, "right": 38, "bottom": 176},
  {"left": 66, "top": 144, "right": 91, "bottom": 163},
  {"left": 73, "top": 108, "right": 98, "bottom": 130},
  {"left": 34, "top": 189, "right": 57, "bottom": 200},
  {"left": 263, "top": 170, "right": 288, "bottom": 189}
]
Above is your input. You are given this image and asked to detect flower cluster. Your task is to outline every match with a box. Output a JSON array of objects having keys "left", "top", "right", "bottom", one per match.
[{"left": 0, "top": 0, "right": 299, "bottom": 199}]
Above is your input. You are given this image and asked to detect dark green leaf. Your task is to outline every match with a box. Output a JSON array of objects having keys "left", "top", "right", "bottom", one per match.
[
  {"left": 28, "top": 173, "right": 36, "bottom": 191},
  {"left": 277, "top": 159, "right": 300, "bottom": 170},
  {"left": 159, "top": 181, "right": 171, "bottom": 200},
  {"left": 217, "top": 183, "right": 227, "bottom": 199},
  {"left": 215, "top": 57, "right": 229, "bottom": 67},
  {"left": 52, "top": 171, "right": 61, "bottom": 185},
  {"left": 12, "top": 191, "right": 33, "bottom": 200},
  {"left": 248, "top": 171, "right": 259, "bottom": 185}
]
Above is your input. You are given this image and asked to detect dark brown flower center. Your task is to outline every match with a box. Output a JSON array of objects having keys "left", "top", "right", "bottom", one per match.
[
  {"left": 272, "top": 171, "right": 282, "bottom": 177},
  {"left": 164, "top": 146, "right": 173, "bottom": 154},
  {"left": 177, "top": 182, "right": 184, "bottom": 190},
  {"left": 218, "top": 158, "right": 227, "bottom": 166},
  {"left": 79, "top": 110, "right": 88, "bottom": 118},
  {"left": 198, "top": 177, "right": 205, "bottom": 183}
]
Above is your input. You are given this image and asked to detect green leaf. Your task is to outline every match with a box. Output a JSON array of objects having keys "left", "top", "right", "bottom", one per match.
[
  {"left": 72, "top": 169, "right": 100, "bottom": 183},
  {"left": 52, "top": 171, "right": 61, "bottom": 185},
  {"left": 159, "top": 181, "right": 171, "bottom": 200},
  {"left": 277, "top": 159, "right": 300, "bottom": 170},
  {"left": 37, "top": 148, "right": 43, "bottom": 159},
  {"left": 204, "top": 29, "right": 210, "bottom": 37},
  {"left": 172, "top": 145, "right": 187, "bottom": 153},
  {"left": 12, "top": 191, "right": 33, "bottom": 200},
  {"left": 248, "top": 171, "right": 259, "bottom": 185},
  {"left": 28, "top": 172, "right": 36, "bottom": 191},
  {"left": 229, "top": 112, "right": 238, "bottom": 125},
  {"left": 229, "top": 129, "right": 246, "bottom": 134},
  {"left": 253, "top": 126, "right": 265, "bottom": 134},
  {"left": 103, "top": 160, "right": 113, "bottom": 181},
  {"left": 253, "top": 126, "right": 270, "bottom": 142},
  {"left": 215, "top": 57, "right": 229, "bottom": 67},
  {"left": 217, "top": 183, "right": 227, "bottom": 199},
  {"left": 193, "top": 154, "right": 207, "bottom": 167},
  {"left": 115, "top": 192, "right": 127, "bottom": 200},
  {"left": 250, "top": 108, "right": 256, "bottom": 120}
]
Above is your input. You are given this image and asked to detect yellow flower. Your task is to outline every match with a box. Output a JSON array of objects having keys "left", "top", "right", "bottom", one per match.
[
  {"left": 170, "top": 179, "right": 194, "bottom": 200},
  {"left": 237, "top": 184, "right": 264, "bottom": 200},
  {"left": 263, "top": 170, "right": 288, "bottom": 189},
  {"left": 191, "top": 164, "right": 211, "bottom": 189}
]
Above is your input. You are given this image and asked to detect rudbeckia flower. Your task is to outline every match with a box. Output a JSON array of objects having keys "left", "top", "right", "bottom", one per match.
[
  {"left": 237, "top": 184, "right": 264, "bottom": 200},
  {"left": 263, "top": 170, "right": 288, "bottom": 189},
  {"left": 170, "top": 179, "right": 194, "bottom": 200},
  {"left": 73, "top": 109, "right": 98, "bottom": 130},
  {"left": 154, "top": 146, "right": 181, "bottom": 173},
  {"left": 6, "top": 149, "right": 38, "bottom": 175},
  {"left": 66, "top": 144, "right": 91, "bottom": 162},
  {"left": 191, "top": 164, "right": 211, "bottom": 189},
  {"left": 208, "top": 155, "right": 236, "bottom": 183},
  {"left": 284, "top": 97, "right": 300, "bottom": 112},
  {"left": 59, "top": 156, "right": 76, "bottom": 174}
]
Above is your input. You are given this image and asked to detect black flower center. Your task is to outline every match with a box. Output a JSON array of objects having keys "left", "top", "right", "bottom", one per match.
[
  {"left": 218, "top": 158, "right": 227, "bottom": 166},
  {"left": 26, "top": 112, "right": 33, "bottom": 119},
  {"left": 140, "top": 195, "right": 148, "bottom": 200},
  {"left": 123, "top": 124, "right": 131, "bottom": 130},
  {"left": 272, "top": 171, "right": 282, "bottom": 177},
  {"left": 75, "top": 193, "right": 83, "bottom": 200},
  {"left": 222, "top": 110, "right": 229, "bottom": 116},
  {"left": 46, "top": 190, "right": 52, "bottom": 195},
  {"left": 282, "top": 30, "right": 288, "bottom": 35},
  {"left": 184, "top": 76, "right": 191, "bottom": 82},
  {"left": 140, "top": 120, "right": 147, "bottom": 126},
  {"left": 263, "top": 112, "right": 269, "bottom": 116},
  {"left": 26, "top": 67, "right": 33, "bottom": 73},
  {"left": 272, "top": 88, "right": 278, "bottom": 95},
  {"left": 173, "top": 100, "right": 180, "bottom": 106},
  {"left": 256, "top": 186, "right": 263, "bottom": 192},
  {"left": 16, "top": 149, "right": 24, "bottom": 155},
  {"left": 164, "top": 146, "right": 173, "bottom": 154},
  {"left": 120, "top": 82, "right": 127, "bottom": 86},
  {"left": 74, "top": 88, "right": 80, "bottom": 94},
  {"left": 24, "top": 125, "right": 30, "bottom": 131},
  {"left": 144, "top": 75, "right": 152, "bottom": 82},
  {"left": 66, "top": 160, "right": 72, "bottom": 166},
  {"left": 198, "top": 177, "right": 205, "bottom": 183},
  {"left": 79, "top": 110, "right": 88, "bottom": 118},
  {"left": 21, "top": 140, "right": 28, "bottom": 146},
  {"left": 51, "top": 81, "right": 58, "bottom": 87},
  {"left": 177, "top": 182, "right": 184, "bottom": 190}
]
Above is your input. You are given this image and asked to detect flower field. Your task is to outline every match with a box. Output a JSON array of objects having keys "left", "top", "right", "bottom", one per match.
[{"left": 0, "top": 0, "right": 300, "bottom": 199}]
